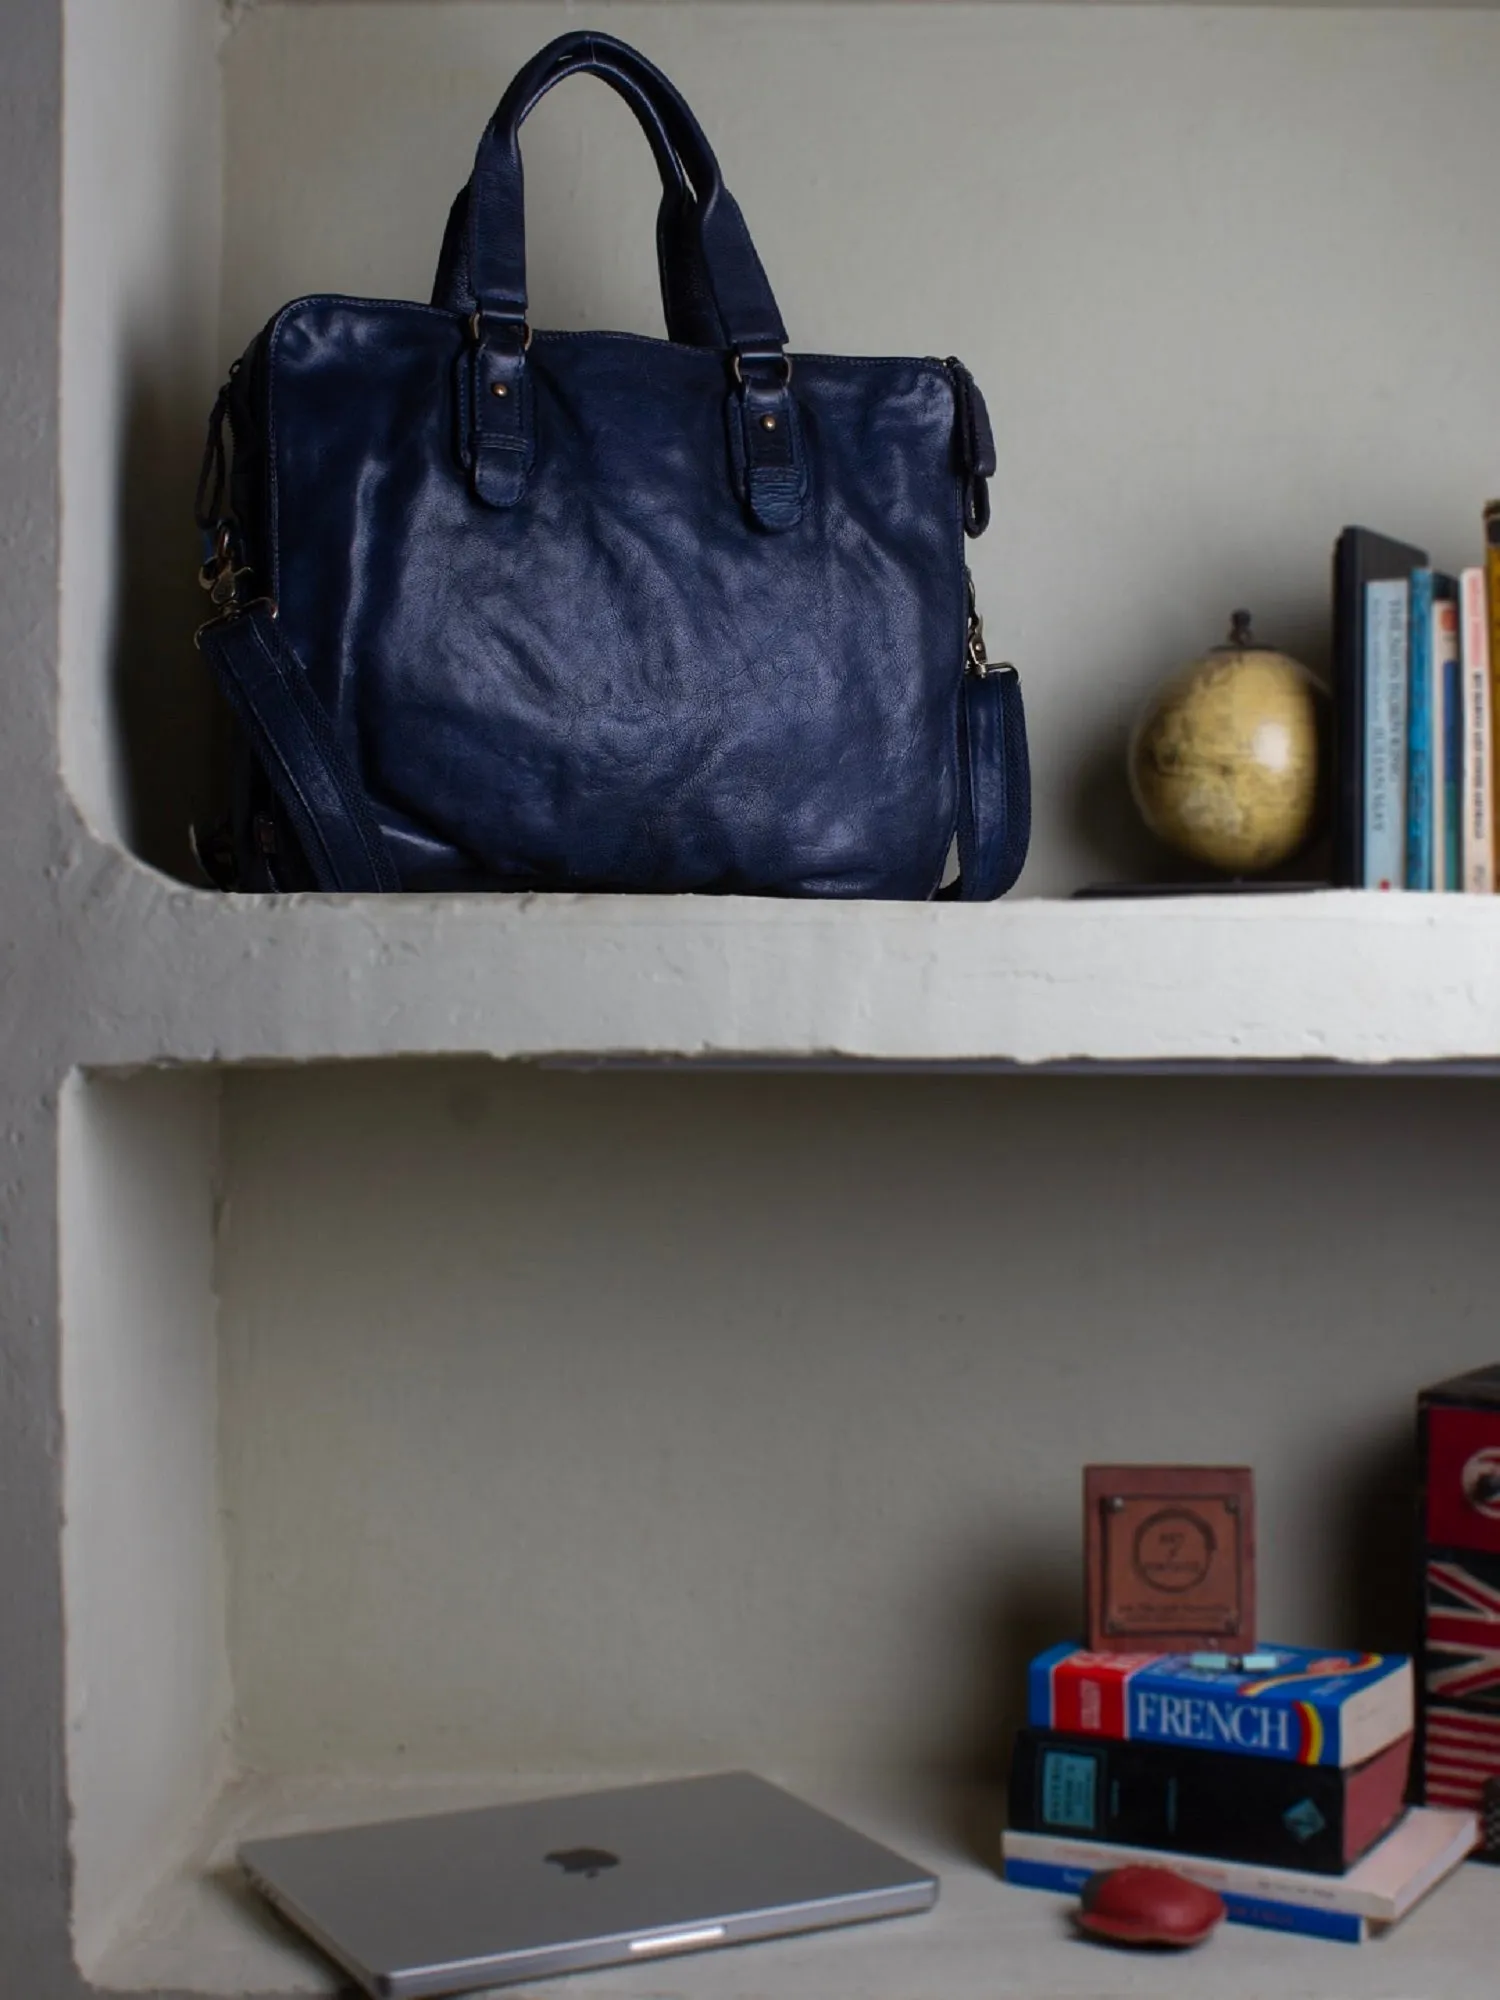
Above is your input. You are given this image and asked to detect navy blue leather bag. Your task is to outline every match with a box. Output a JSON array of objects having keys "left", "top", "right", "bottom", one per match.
[{"left": 194, "top": 32, "right": 1029, "bottom": 898}]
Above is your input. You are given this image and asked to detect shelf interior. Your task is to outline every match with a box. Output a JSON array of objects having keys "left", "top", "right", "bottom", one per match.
[
  {"left": 62, "top": 0, "right": 1500, "bottom": 894},
  {"left": 61, "top": 1060, "right": 1500, "bottom": 1991},
  {"left": 45, "top": 7, "right": 1500, "bottom": 1997},
  {"left": 96, "top": 1766, "right": 1500, "bottom": 2000}
]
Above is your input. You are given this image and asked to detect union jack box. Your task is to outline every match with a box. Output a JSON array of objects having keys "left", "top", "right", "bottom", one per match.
[{"left": 1418, "top": 1363, "right": 1500, "bottom": 1857}]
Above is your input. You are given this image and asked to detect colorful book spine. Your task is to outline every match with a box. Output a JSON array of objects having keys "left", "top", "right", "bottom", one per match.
[
  {"left": 1333, "top": 530, "right": 1428, "bottom": 885},
  {"left": 1487, "top": 505, "right": 1500, "bottom": 844},
  {"left": 1002, "top": 1855, "right": 1368, "bottom": 1943},
  {"left": 1365, "top": 578, "right": 1409, "bottom": 889},
  {"left": 1461, "top": 568, "right": 1494, "bottom": 893},
  {"left": 1406, "top": 569, "right": 1435, "bottom": 888},
  {"left": 1027, "top": 1642, "right": 1413, "bottom": 1767},
  {"left": 1417, "top": 1370, "right": 1500, "bottom": 1839},
  {"left": 1436, "top": 589, "right": 1462, "bottom": 892}
]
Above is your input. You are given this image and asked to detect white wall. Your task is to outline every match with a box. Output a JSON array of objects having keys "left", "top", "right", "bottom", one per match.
[
  {"left": 60, "top": 0, "right": 223, "bottom": 874},
  {"left": 60, "top": 1069, "right": 232, "bottom": 1976},
  {"left": 218, "top": 1063, "right": 1495, "bottom": 1782},
  {"left": 220, "top": 1, "right": 1500, "bottom": 895},
  {"left": 36, "top": 9, "right": 1500, "bottom": 1988},
  {"left": 205, "top": 10, "right": 1500, "bottom": 1780}
]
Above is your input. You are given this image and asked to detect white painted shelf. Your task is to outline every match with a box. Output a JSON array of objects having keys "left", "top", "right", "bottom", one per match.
[
  {"left": 12, "top": 9, "right": 1500, "bottom": 2000},
  {"left": 57, "top": 842, "right": 1500, "bottom": 1072},
  {"left": 98, "top": 1768, "right": 1499, "bottom": 2000}
]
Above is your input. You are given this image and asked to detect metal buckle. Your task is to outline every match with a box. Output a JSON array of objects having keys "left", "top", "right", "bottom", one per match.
[
  {"left": 194, "top": 526, "right": 277, "bottom": 644},
  {"left": 469, "top": 310, "right": 533, "bottom": 350},
  {"left": 194, "top": 598, "right": 278, "bottom": 649},
  {"left": 965, "top": 569, "right": 1016, "bottom": 681},
  {"left": 731, "top": 349, "right": 793, "bottom": 389},
  {"left": 197, "top": 521, "right": 252, "bottom": 613}
]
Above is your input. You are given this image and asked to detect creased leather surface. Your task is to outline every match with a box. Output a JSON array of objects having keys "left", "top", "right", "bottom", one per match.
[{"left": 253, "top": 302, "right": 968, "bottom": 896}]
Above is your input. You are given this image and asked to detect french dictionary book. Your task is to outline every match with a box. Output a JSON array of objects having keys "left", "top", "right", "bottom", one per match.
[{"left": 1027, "top": 1643, "right": 1413, "bottom": 1769}]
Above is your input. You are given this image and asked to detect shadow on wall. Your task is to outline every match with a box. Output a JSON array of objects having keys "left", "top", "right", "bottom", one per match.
[
  {"left": 932, "top": 1552, "right": 1078, "bottom": 1868},
  {"left": 938, "top": 1410, "right": 1418, "bottom": 1871},
  {"left": 1332, "top": 1416, "right": 1420, "bottom": 1659},
  {"left": 111, "top": 346, "right": 227, "bottom": 884}
]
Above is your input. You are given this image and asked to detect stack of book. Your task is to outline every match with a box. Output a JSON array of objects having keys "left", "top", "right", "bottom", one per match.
[
  {"left": 1334, "top": 502, "right": 1500, "bottom": 890},
  {"left": 1001, "top": 1642, "right": 1478, "bottom": 1941}
]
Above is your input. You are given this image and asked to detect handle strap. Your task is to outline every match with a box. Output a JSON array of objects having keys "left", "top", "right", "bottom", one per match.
[
  {"left": 465, "top": 32, "right": 788, "bottom": 354},
  {"left": 196, "top": 606, "right": 397, "bottom": 893},
  {"left": 430, "top": 53, "right": 723, "bottom": 348},
  {"left": 460, "top": 33, "right": 799, "bottom": 521}
]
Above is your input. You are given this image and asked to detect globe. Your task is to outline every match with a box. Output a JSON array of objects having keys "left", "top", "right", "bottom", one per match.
[{"left": 1127, "top": 612, "right": 1325, "bottom": 875}]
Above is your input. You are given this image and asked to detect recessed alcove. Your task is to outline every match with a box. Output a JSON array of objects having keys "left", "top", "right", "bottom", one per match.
[
  {"left": 60, "top": 0, "right": 1500, "bottom": 894},
  {"left": 23, "top": 5, "right": 1500, "bottom": 2000},
  {"left": 59, "top": 1060, "right": 1500, "bottom": 1995}
]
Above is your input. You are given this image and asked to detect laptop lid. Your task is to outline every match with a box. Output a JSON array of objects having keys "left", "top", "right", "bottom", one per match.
[{"left": 239, "top": 1771, "right": 938, "bottom": 1998}]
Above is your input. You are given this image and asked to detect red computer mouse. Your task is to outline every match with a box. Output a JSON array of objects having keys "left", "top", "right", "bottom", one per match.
[{"left": 1076, "top": 1865, "right": 1226, "bottom": 1948}]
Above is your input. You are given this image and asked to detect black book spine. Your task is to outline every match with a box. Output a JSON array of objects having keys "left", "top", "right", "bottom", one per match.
[
  {"left": 1009, "top": 1727, "right": 1352, "bottom": 1874},
  {"left": 1332, "top": 530, "right": 1364, "bottom": 888}
]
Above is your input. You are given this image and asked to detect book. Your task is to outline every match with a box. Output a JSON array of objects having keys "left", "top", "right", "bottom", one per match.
[
  {"left": 1365, "top": 577, "right": 1409, "bottom": 888},
  {"left": 1008, "top": 1726, "right": 1411, "bottom": 1873},
  {"left": 1416, "top": 1364, "right": 1500, "bottom": 1839},
  {"left": 1332, "top": 527, "right": 1427, "bottom": 886},
  {"left": 1422, "top": 1700, "right": 1500, "bottom": 1814},
  {"left": 1003, "top": 1852, "right": 1368, "bottom": 1941},
  {"left": 1406, "top": 568, "right": 1434, "bottom": 889},
  {"left": 1028, "top": 1641, "right": 1413, "bottom": 1768},
  {"left": 1435, "top": 584, "right": 1462, "bottom": 891},
  {"left": 1487, "top": 503, "right": 1500, "bottom": 845},
  {"left": 1461, "top": 568, "right": 1494, "bottom": 892},
  {"left": 1001, "top": 1804, "right": 1477, "bottom": 1942}
]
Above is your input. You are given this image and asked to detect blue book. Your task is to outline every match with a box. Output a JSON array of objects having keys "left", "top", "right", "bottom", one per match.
[
  {"left": 1364, "top": 578, "right": 1409, "bottom": 888},
  {"left": 1028, "top": 1641, "right": 1412, "bottom": 1767},
  {"left": 1002, "top": 1855, "right": 1367, "bottom": 1942},
  {"left": 1436, "top": 582, "right": 1463, "bottom": 890},
  {"left": 1334, "top": 529, "right": 1427, "bottom": 884},
  {"left": 1405, "top": 568, "right": 1434, "bottom": 888}
]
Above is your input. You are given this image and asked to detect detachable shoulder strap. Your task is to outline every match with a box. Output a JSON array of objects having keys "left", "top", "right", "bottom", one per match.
[
  {"left": 196, "top": 604, "right": 398, "bottom": 893},
  {"left": 950, "top": 666, "right": 1031, "bottom": 901}
]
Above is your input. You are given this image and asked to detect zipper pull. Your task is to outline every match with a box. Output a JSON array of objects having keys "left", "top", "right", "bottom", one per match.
[{"left": 945, "top": 357, "right": 995, "bottom": 539}]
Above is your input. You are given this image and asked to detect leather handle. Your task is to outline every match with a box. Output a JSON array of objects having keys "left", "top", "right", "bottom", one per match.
[
  {"left": 462, "top": 33, "right": 801, "bottom": 523},
  {"left": 431, "top": 53, "right": 722, "bottom": 348},
  {"left": 465, "top": 32, "right": 789, "bottom": 355}
]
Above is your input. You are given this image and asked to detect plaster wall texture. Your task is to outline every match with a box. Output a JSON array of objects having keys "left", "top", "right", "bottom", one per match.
[
  {"left": 216, "top": 1063, "right": 1491, "bottom": 1781},
  {"left": 1, "top": 4, "right": 77, "bottom": 1996},
  {"left": 3, "top": 6, "right": 1500, "bottom": 2000},
  {"left": 60, "top": 0, "right": 223, "bottom": 874},
  {"left": 60, "top": 1071, "right": 231, "bottom": 1977}
]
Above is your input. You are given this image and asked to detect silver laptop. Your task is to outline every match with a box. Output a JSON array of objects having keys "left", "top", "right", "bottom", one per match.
[{"left": 239, "top": 1771, "right": 938, "bottom": 1997}]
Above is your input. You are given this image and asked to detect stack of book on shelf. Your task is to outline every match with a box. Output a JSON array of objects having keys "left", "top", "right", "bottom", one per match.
[
  {"left": 1001, "top": 1643, "right": 1478, "bottom": 1941},
  {"left": 1334, "top": 501, "right": 1500, "bottom": 890}
]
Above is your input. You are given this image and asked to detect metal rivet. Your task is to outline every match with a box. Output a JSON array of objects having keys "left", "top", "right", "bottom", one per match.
[
  {"left": 490, "top": 382, "right": 509, "bottom": 399},
  {"left": 759, "top": 414, "right": 778, "bottom": 431}
]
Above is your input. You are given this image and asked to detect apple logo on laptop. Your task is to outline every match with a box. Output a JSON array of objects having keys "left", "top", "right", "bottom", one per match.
[{"left": 545, "top": 1847, "right": 620, "bottom": 1880}]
